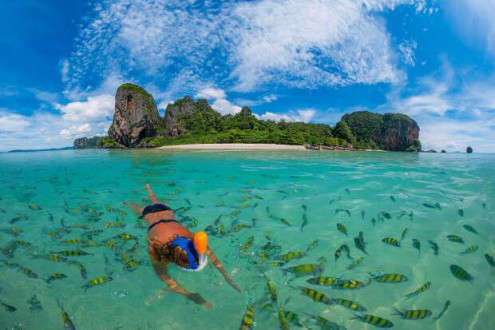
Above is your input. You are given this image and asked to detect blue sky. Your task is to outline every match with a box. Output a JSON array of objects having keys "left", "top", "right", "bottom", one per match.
[{"left": 1, "top": 0, "right": 495, "bottom": 152}]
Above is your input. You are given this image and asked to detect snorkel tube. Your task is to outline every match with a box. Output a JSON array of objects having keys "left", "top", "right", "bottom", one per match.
[{"left": 193, "top": 231, "right": 208, "bottom": 268}]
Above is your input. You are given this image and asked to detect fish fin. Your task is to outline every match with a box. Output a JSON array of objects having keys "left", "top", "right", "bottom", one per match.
[{"left": 392, "top": 308, "right": 403, "bottom": 317}]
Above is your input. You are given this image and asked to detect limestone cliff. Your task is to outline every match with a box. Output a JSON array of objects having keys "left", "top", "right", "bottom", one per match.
[{"left": 108, "top": 83, "right": 162, "bottom": 147}]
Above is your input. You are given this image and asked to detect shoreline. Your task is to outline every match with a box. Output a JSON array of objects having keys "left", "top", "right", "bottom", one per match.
[{"left": 157, "top": 143, "right": 307, "bottom": 151}]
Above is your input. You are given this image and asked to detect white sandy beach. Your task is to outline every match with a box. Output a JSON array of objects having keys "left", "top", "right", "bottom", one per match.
[{"left": 157, "top": 143, "right": 306, "bottom": 151}]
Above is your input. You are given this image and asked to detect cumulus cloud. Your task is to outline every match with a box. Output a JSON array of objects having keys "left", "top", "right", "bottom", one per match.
[
  {"left": 65, "top": 0, "right": 428, "bottom": 93},
  {"left": 55, "top": 94, "right": 114, "bottom": 122},
  {"left": 385, "top": 66, "right": 495, "bottom": 152},
  {"left": 0, "top": 92, "right": 115, "bottom": 151},
  {"left": 196, "top": 86, "right": 242, "bottom": 115},
  {"left": 259, "top": 109, "right": 316, "bottom": 123}
]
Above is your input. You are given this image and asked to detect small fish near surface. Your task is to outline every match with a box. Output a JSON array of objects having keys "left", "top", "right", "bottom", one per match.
[
  {"left": 346, "top": 256, "right": 364, "bottom": 270},
  {"left": 428, "top": 240, "right": 439, "bottom": 255},
  {"left": 372, "top": 273, "right": 408, "bottom": 283},
  {"left": 458, "top": 209, "right": 464, "bottom": 217},
  {"left": 393, "top": 308, "right": 432, "bottom": 320},
  {"left": 450, "top": 264, "right": 473, "bottom": 282},
  {"left": 382, "top": 237, "right": 400, "bottom": 247},
  {"left": 240, "top": 236, "right": 254, "bottom": 254},
  {"left": 335, "top": 208, "right": 351, "bottom": 217},
  {"left": 446, "top": 235, "right": 464, "bottom": 244},
  {"left": 336, "top": 223, "right": 348, "bottom": 236},
  {"left": 58, "top": 300, "right": 76, "bottom": 330},
  {"left": 462, "top": 224, "right": 478, "bottom": 235},
  {"left": 405, "top": 281, "right": 431, "bottom": 299},
  {"left": 311, "top": 315, "right": 346, "bottom": 330},
  {"left": 28, "top": 294, "right": 42, "bottom": 312},
  {"left": 422, "top": 202, "right": 441, "bottom": 210},
  {"left": 277, "top": 250, "right": 305, "bottom": 264},
  {"left": 434, "top": 300, "right": 451, "bottom": 321},
  {"left": 335, "top": 244, "right": 352, "bottom": 263},
  {"left": 0, "top": 300, "right": 17, "bottom": 312},
  {"left": 277, "top": 307, "right": 290, "bottom": 330},
  {"left": 354, "top": 232, "right": 368, "bottom": 255},
  {"left": 46, "top": 272, "right": 68, "bottom": 284},
  {"left": 412, "top": 239, "right": 421, "bottom": 254},
  {"left": 265, "top": 278, "right": 278, "bottom": 303},
  {"left": 83, "top": 275, "right": 113, "bottom": 290},
  {"left": 460, "top": 245, "right": 479, "bottom": 255},
  {"left": 300, "top": 287, "right": 333, "bottom": 305},
  {"left": 351, "top": 314, "right": 393, "bottom": 328},
  {"left": 485, "top": 254, "right": 495, "bottom": 267},
  {"left": 400, "top": 228, "right": 408, "bottom": 241},
  {"left": 53, "top": 250, "right": 93, "bottom": 257},
  {"left": 307, "top": 276, "right": 339, "bottom": 287},
  {"left": 332, "top": 279, "right": 370, "bottom": 290},
  {"left": 283, "top": 310, "right": 303, "bottom": 327},
  {"left": 333, "top": 298, "right": 367, "bottom": 312},
  {"left": 239, "top": 305, "right": 255, "bottom": 330},
  {"left": 28, "top": 203, "right": 42, "bottom": 211},
  {"left": 300, "top": 213, "right": 308, "bottom": 232},
  {"left": 283, "top": 263, "right": 323, "bottom": 277}
]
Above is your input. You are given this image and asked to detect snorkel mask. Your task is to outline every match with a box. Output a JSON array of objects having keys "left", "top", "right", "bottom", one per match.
[{"left": 172, "top": 231, "right": 209, "bottom": 272}]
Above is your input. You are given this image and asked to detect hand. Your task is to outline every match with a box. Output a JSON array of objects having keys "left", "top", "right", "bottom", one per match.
[{"left": 188, "top": 293, "right": 213, "bottom": 309}]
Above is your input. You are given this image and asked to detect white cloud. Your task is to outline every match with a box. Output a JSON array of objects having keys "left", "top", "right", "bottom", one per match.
[
  {"left": 398, "top": 40, "right": 417, "bottom": 66},
  {"left": 55, "top": 94, "right": 114, "bottom": 122},
  {"left": 446, "top": 0, "right": 495, "bottom": 56},
  {"left": 0, "top": 111, "right": 31, "bottom": 133},
  {"left": 196, "top": 87, "right": 226, "bottom": 100},
  {"left": 384, "top": 65, "right": 495, "bottom": 152},
  {"left": 0, "top": 110, "right": 109, "bottom": 152},
  {"left": 66, "top": 0, "right": 428, "bottom": 93},
  {"left": 196, "top": 86, "right": 242, "bottom": 115},
  {"left": 259, "top": 109, "right": 316, "bottom": 123}
]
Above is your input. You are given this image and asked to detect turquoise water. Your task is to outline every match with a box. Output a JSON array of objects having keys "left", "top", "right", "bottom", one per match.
[{"left": 0, "top": 149, "right": 494, "bottom": 330}]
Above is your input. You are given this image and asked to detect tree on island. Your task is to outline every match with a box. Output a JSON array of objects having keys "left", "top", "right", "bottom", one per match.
[{"left": 466, "top": 146, "right": 473, "bottom": 153}]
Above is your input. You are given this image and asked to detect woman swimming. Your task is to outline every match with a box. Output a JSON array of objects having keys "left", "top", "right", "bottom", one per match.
[{"left": 129, "top": 184, "right": 241, "bottom": 308}]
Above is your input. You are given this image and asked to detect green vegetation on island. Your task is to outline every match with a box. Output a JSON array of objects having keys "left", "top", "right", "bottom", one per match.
[{"left": 75, "top": 83, "right": 422, "bottom": 151}]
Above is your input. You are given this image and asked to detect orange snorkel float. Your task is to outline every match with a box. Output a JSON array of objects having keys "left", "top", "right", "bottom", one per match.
[{"left": 177, "top": 231, "right": 208, "bottom": 272}]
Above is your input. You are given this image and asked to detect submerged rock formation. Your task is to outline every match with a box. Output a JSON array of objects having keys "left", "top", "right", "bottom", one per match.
[
  {"left": 108, "top": 83, "right": 162, "bottom": 147},
  {"left": 340, "top": 111, "right": 420, "bottom": 151}
]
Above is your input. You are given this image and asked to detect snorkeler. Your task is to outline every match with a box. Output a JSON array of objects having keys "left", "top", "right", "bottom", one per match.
[{"left": 128, "top": 184, "right": 241, "bottom": 308}]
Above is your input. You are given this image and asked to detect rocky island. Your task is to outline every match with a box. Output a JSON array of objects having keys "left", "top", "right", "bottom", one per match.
[{"left": 74, "top": 83, "right": 421, "bottom": 152}]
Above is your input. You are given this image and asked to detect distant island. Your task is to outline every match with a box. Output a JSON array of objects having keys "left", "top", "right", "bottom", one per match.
[{"left": 74, "top": 83, "right": 421, "bottom": 152}]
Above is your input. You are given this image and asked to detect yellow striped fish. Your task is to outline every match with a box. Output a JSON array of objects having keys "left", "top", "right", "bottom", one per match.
[
  {"left": 82, "top": 275, "right": 113, "bottom": 290},
  {"left": 239, "top": 305, "right": 255, "bottom": 330},
  {"left": 300, "top": 287, "right": 333, "bottom": 305},
  {"left": 278, "top": 250, "right": 305, "bottom": 263},
  {"left": 382, "top": 237, "right": 400, "bottom": 247},
  {"left": 332, "top": 279, "right": 369, "bottom": 290},
  {"left": 334, "top": 298, "right": 367, "bottom": 311},
  {"left": 352, "top": 314, "right": 393, "bottom": 328},
  {"left": 306, "top": 276, "right": 339, "bottom": 286},
  {"left": 277, "top": 308, "right": 290, "bottom": 330},
  {"left": 393, "top": 308, "right": 432, "bottom": 320},
  {"left": 372, "top": 273, "right": 408, "bottom": 283},
  {"left": 283, "top": 263, "right": 322, "bottom": 277},
  {"left": 405, "top": 281, "right": 431, "bottom": 299}
]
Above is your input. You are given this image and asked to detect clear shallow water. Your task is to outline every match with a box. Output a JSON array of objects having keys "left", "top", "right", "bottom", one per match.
[{"left": 0, "top": 149, "right": 494, "bottom": 330}]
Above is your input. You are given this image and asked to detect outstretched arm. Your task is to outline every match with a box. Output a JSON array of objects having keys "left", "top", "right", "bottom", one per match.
[
  {"left": 207, "top": 248, "right": 241, "bottom": 293},
  {"left": 151, "top": 258, "right": 212, "bottom": 309},
  {"left": 145, "top": 184, "right": 159, "bottom": 204}
]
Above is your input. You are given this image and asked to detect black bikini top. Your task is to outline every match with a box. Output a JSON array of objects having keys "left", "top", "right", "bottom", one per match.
[{"left": 141, "top": 203, "right": 172, "bottom": 218}]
